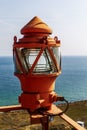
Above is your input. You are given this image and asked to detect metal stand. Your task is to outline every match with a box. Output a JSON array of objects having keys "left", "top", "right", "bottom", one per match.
[
  {"left": 41, "top": 116, "right": 49, "bottom": 130},
  {"left": 30, "top": 114, "right": 49, "bottom": 130}
]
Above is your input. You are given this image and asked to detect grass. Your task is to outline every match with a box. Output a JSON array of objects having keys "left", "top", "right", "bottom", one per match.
[{"left": 0, "top": 100, "right": 87, "bottom": 130}]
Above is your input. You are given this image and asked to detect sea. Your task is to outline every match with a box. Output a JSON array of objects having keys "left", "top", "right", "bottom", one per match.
[{"left": 0, "top": 56, "right": 87, "bottom": 106}]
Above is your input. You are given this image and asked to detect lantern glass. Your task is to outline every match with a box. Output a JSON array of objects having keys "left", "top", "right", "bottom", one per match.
[
  {"left": 51, "top": 47, "right": 61, "bottom": 71},
  {"left": 13, "top": 47, "right": 61, "bottom": 74}
]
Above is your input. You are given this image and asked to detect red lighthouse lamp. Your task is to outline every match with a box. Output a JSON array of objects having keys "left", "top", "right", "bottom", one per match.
[
  {"left": 13, "top": 16, "right": 62, "bottom": 112},
  {"left": 0, "top": 16, "right": 85, "bottom": 130}
]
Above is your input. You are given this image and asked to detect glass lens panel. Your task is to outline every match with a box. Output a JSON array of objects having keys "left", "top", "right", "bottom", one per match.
[
  {"left": 51, "top": 47, "right": 61, "bottom": 70},
  {"left": 13, "top": 47, "right": 60, "bottom": 74},
  {"left": 33, "top": 49, "right": 57, "bottom": 73}
]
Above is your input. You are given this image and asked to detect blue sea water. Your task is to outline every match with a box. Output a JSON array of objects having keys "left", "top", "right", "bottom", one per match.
[{"left": 0, "top": 56, "right": 87, "bottom": 106}]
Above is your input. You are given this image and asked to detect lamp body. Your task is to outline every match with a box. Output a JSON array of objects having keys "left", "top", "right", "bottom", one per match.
[{"left": 13, "top": 16, "right": 61, "bottom": 111}]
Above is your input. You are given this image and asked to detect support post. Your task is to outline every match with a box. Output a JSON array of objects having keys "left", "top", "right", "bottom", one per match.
[
  {"left": 41, "top": 116, "right": 49, "bottom": 130},
  {"left": 30, "top": 114, "right": 49, "bottom": 130}
]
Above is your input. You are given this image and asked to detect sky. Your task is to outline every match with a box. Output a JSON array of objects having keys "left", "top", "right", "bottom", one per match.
[{"left": 0, "top": 0, "right": 87, "bottom": 56}]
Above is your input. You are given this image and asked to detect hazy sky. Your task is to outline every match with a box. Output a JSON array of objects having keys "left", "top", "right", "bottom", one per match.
[{"left": 0, "top": 0, "right": 87, "bottom": 56}]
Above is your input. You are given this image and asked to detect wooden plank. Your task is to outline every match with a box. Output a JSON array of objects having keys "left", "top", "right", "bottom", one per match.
[
  {"left": 57, "top": 107, "right": 86, "bottom": 130},
  {"left": 30, "top": 105, "right": 86, "bottom": 129},
  {"left": 46, "top": 105, "right": 86, "bottom": 130},
  {"left": 0, "top": 105, "right": 22, "bottom": 112},
  {"left": 45, "top": 105, "right": 86, "bottom": 130},
  {"left": 0, "top": 104, "right": 86, "bottom": 129}
]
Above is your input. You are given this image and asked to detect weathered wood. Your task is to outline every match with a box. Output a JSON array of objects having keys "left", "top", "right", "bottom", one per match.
[
  {"left": 0, "top": 105, "right": 22, "bottom": 112},
  {"left": 30, "top": 104, "right": 86, "bottom": 130},
  {"left": 57, "top": 107, "right": 86, "bottom": 130},
  {"left": 47, "top": 105, "right": 86, "bottom": 130},
  {"left": 0, "top": 104, "right": 86, "bottom": 130}
]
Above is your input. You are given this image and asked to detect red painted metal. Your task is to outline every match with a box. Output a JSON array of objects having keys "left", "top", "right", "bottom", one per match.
[{"left": 13, "top": 16, "right": 61, "bottom": 112}]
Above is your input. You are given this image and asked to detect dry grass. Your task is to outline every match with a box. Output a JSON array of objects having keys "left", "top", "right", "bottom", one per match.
[{"left": 0, "top": 100, "right": 87, "bottom": 130}]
